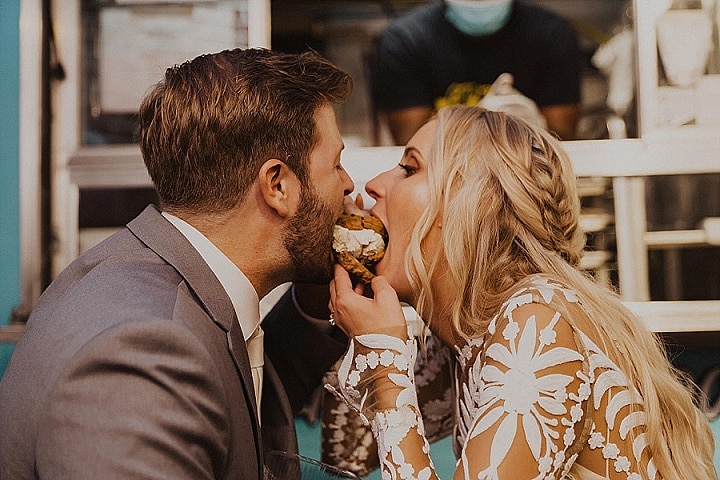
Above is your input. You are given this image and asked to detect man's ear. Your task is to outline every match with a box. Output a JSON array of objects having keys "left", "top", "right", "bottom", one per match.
[{"left": 258, "top": 158, "right": 298, "bottom": 218}]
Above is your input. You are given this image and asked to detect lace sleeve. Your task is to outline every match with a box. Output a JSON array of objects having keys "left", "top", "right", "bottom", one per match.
[
  {"left": 456, "top": 301, "right": 591, "bottom": 479},
  {"left": 328, "top": 298, "right": 592, "bottom": 480},
  {"left": 328, "top": 331, "right": 439, "bottom": 480}
]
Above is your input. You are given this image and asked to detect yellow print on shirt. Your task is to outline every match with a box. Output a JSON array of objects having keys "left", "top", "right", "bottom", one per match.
[{"left": 434, "top": 82, "right": 492, "bottom": 111}]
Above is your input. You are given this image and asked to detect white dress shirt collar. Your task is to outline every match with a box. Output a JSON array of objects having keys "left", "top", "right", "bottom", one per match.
[{"left": 162, "top": 212, "right": 260, "bottom": 341}]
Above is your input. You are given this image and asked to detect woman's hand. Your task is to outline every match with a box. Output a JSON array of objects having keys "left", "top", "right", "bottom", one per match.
[{"left": 329, "top": 264, "right": 408, "bottom": 340}]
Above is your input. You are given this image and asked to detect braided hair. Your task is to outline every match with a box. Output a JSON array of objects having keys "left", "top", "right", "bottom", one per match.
[{"left": 406, "top": 106, "right": 717, "bottom": 480}]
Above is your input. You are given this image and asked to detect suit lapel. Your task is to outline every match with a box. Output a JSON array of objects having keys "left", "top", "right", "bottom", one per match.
[
  {"left": 128, "top": 207, "right": 235, "bottom": 329},
  {"left": 127, "top": 206, "right": 263, "bottom": 456},
  {"left": 261, "top": 356, "right": 298, "bottom": 455}
]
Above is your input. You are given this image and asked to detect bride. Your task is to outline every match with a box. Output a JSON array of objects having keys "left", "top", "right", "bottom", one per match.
[{"left": 327, "top": 106, "right": 717, "bottom": 479}]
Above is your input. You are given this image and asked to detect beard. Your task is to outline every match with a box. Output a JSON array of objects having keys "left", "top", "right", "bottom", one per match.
[{"left": 283, "top": 185, "right": 337, "bottom": 284}]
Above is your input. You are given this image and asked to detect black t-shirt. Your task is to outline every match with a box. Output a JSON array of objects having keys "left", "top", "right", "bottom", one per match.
[{"left": 371, "top": 1, "right": 581, "bottom": 112}]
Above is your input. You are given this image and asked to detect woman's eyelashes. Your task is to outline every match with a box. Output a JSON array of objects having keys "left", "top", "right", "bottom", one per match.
[{"left": 398, "top": 163, "right": 418, "bottom": 176}]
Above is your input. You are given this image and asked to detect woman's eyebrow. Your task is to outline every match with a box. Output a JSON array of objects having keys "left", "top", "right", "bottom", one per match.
[{"left": 403, "top": 146, "right": 422, "bottom": 159}]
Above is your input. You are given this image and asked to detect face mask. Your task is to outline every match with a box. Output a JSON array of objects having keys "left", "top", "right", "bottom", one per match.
[{"left": 445, "top": 0, "right": 513, "bottom": 37}]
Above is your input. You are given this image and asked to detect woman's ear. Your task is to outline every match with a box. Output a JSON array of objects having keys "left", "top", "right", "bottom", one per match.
[{"left": 258, "top": 159, "right": 299, "bottom": 218}]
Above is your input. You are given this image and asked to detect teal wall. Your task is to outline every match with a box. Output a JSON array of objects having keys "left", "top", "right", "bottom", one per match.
[{"left": 0, "top": 1, "right": 21, "bottom": 377}]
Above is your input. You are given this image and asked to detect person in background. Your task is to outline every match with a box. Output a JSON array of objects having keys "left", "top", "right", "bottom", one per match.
[
  {"left": 328, "top": 106, "right": 717, "bottom": 479},
  {"left": 0, "top": 48, "right": 353, "bottom": 480},
  {"left": 371, "top": 0, "right": 581, "bottom": 144}
]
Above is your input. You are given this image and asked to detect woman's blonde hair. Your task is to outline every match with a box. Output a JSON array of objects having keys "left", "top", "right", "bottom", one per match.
[{"left": 407, "top": 106, "right": 717, "bottom": 479}]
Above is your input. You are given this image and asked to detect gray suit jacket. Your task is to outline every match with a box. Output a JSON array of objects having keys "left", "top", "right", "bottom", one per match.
[{"left": 0, "top": 205, "right": 335, "bottom": 479}]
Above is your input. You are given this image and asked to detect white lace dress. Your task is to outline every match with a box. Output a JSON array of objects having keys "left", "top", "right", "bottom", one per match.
[{"left": 329, "top": 275, "right": 660, "bottom": 480}]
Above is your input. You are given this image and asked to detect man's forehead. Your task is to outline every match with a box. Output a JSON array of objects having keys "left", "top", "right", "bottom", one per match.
[{"left": 313, "top": 104, "right": 343, "bottom": 150}]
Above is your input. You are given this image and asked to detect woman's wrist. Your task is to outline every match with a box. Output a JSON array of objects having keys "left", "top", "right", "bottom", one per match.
[{"left": 352, "top": 346, "right": 415, "bottom": 411}]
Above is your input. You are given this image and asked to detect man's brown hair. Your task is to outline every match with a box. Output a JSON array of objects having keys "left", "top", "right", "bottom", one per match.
[{"left": 138, "top": 48, "right": 352, "bottom": 213}]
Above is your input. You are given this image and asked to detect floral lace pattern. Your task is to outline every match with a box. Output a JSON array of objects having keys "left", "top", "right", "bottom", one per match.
[
  {"left": 329, "top": 276, "right": 658, "bottom": 480},
  {"left": 321, "top": 335, "right": 454, "bottom": 476}
]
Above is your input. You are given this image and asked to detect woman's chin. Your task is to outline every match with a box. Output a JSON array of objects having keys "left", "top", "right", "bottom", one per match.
[
  {"left": 375, "top": 265, "right": 414, "bottom": 304},
  {"left": 372, "top": 249, "right": 408, "bottom": 295}
]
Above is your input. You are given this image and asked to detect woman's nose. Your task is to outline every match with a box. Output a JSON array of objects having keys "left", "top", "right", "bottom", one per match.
[{"left": 365, "top": 173, "right": 383, "bottom": 201}]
